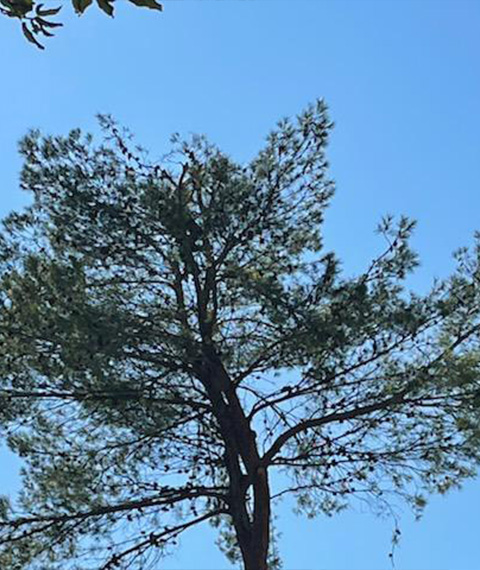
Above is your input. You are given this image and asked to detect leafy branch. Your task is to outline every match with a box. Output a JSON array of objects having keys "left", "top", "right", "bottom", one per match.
[{"left": 1, "top": 0, "right": 163, "bottom": 49}]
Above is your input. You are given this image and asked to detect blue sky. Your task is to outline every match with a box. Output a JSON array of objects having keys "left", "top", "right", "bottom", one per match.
[{"left": 1, "top": 0, "right": 480, "bottom": 568}]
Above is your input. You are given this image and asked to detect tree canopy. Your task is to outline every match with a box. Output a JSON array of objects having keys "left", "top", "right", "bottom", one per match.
[
  {"left": 1, "top": 0, "right": 163, "bottom": 49},
  {"left": 0, "top": 100, "right": 480, "bottom": 569}
]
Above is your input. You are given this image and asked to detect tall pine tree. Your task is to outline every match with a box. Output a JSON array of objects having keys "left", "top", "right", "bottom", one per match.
[{"left": 0, "top": 100, "right": 479, "bottom": 569}]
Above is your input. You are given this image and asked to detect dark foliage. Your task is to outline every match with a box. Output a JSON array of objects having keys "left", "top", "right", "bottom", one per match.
[{"left": 0, "top": 101, "right": 479, "bottom": 569}]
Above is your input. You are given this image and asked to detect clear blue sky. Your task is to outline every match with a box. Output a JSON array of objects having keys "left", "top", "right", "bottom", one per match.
[{"left": 1, "top": 1, "right": 479, "bottom": 568}]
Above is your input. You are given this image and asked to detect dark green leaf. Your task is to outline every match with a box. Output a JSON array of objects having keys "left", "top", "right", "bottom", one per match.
[
  {"left": 96, "top": 0, "right": 114, "bottom": 16},
  {"left": 72, "top": 0, "right": 92, "bottom": 14},
  {"left": 38, "top": 25, "right": 54, "bottom": 36},
  {"left": 7, "top": 0, "right": 32, "bottom": 16},
  {"left": 21, "top": 22, "right": 44, "bottom": 49},
  {"left": 37, "top": 16, "right": 63, "bottom": 27},
  {"left": 128, "top": 0, "right": 162, "bottom": 11},
  {"left": 36, "top": 4, "right": 61, "bottom": 16}
]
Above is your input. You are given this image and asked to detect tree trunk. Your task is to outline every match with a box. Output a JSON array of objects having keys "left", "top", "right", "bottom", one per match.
[
  {"left": 200, "top": 352, "right": 271, "bottom": 570},
  {"left": 233, "top": 465, "right": 271, "bottom": 570},
  {"left": 246, "top": 466, "right": 271, "bottom": 570}
]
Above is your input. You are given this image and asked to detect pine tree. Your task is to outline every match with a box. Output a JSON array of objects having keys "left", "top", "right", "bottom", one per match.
[{"left": 0, "top": 100, "right": 479, "bottom": 569}]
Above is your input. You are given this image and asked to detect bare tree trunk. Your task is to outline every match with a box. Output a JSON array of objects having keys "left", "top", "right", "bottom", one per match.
[
  {"left": 232, "top": 466, "right": 271, "bottom": 570},
  {"left": 201, "top": 352, "right": 271, "bottom": 570},
  {"left": 246, "top": 466, "right": 271, "bottom": 570}
]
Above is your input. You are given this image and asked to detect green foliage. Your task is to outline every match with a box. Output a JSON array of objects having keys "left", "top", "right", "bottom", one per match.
[
  {"left": 1, "top": 0, "right": 163, "bottom": 49},
  {"left": 0, "top": 100, "right": 480, "bottom": 569}
]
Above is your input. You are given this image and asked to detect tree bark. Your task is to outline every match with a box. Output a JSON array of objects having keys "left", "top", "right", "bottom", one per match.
[
  {"left": 199, "top": 350, "right": 271, "bottom": 570},
  {"left": 244, "top": 465, "right": 271, "bottom": 570}
]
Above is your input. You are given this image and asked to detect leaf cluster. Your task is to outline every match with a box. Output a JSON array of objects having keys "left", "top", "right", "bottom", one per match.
[{"left": 1, "top": 0, "right": 162, "bottom": 49}]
